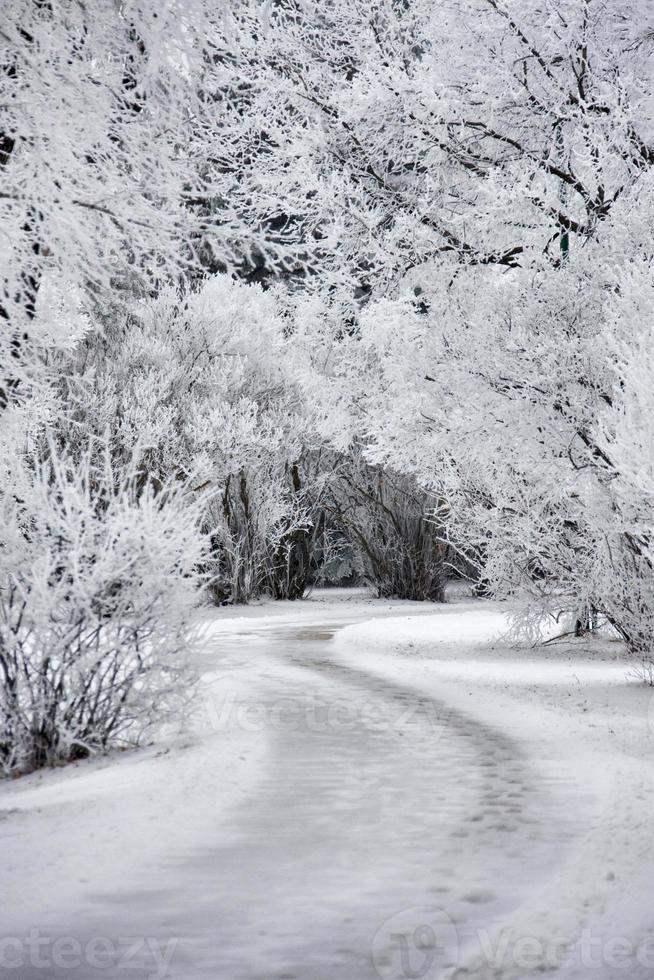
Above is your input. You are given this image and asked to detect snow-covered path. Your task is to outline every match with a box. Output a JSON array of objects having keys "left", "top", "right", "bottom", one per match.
[
  {"left": 164, "top": 617, "right": 582, "bottom": 980},
  {"left": 2, "top": 591, "right": 654, "bottom": 979}
]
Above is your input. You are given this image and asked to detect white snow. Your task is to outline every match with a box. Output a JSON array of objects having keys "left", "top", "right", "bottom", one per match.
[
  {"left": 1, "top": 588, "right": 654, "bottom": 979},
  {"left": 333, "top": 597, "right": 654, "bottom": 978}
]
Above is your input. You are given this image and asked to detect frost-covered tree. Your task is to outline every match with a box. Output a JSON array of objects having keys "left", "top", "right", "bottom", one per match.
[
  {"left": 0, "top": 0, "right": 266, "bottom": 405},
  {"left": 226, "top": 0, "right": 654, "bottom": 646},
  {"left": 340, "top": 176, "right": 654, "bottom": 651},
  {"left": 4, "top": 0, "right": 654, "bottom": 690},
  {"left": 0, "top": 0, "right": 253, "bottom": 769},
  {"left": 226, "top": 0, "right": 654, "bottom": 294}
]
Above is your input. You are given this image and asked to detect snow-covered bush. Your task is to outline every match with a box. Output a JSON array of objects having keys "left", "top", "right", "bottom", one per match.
[
  {"left": 0, "top": 440, "right": 208, "bottom": 775},
  {"left": 56, "top": 276, "right": 318, "bottom": 604},
  {"left": 327, "top": 450, "right": 448, "bottom": 601},
  {"left": 206, "top": 462, "right": 313, "bottom": 604}
]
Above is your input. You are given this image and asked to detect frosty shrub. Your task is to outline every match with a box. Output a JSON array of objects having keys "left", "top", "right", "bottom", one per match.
[
  {"left": 0, "top": 441, "right": 208, "bottom": 775},
  {"left": 207, "top": 463, "right": 313, "bottom": 604},
  {"left": 329, "top": 452, "right": 449, "bottom": 602},
  {"left": 57, "top": 277, "right": 317, "bottom": 605}
]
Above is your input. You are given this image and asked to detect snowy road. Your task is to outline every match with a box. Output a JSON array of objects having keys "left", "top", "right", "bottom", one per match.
[
  {"left": 2, "top": 591, "right": 654, "bottom": 979},
  {"left": 174, "top": 617, "right": 582, "bottom": 980}
]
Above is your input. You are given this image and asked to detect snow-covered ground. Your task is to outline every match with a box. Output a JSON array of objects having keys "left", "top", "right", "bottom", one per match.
[
  {"left": 1, "top": 588, "right": 653, "bottom": 979},
  {"left": 332, "top": 596, "right": 654, "bottom": 978}
]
